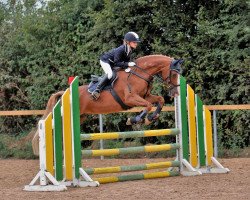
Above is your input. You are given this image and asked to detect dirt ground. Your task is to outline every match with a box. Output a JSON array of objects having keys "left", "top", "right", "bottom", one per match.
[{"left": 0, "top": 158, "right": 249, "bottom": 200}]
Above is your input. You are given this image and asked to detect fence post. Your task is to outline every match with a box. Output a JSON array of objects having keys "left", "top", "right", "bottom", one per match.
[
  {"left": 213, "top": 110, "right": 218, "bottom": 158},
  {"left": 99, "top": 114, "right": 104, "bottom": 160}
]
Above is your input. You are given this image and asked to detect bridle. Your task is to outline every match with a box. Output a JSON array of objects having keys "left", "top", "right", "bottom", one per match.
[
  {"left": 128, "top": 63, "right": 182, "bottom": 91},
  {"left": 164, "top": 69, "right": 181, "bottom": 91}
]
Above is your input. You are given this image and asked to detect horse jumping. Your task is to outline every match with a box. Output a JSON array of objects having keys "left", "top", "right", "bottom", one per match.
[{"left": 32, "top": 55, "right": 183, "bottom": 155}]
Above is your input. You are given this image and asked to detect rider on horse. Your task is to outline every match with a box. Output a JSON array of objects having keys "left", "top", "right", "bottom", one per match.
[{"left": 91, "top": 31, "right": 141, "bottom": 100}]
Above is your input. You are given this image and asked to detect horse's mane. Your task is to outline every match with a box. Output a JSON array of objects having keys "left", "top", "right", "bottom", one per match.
[{"left": 136, "top": 54, "right": 172, "bottom": 62}]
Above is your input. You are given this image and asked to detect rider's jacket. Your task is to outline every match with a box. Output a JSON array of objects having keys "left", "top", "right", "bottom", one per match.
[{"left": 100, "top": 44, "right": 132, "bottom": 68}]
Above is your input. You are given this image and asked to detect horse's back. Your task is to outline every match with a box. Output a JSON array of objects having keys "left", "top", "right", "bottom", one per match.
[{"left": 78, "top": 83, "right": 126, "bottom": 115}]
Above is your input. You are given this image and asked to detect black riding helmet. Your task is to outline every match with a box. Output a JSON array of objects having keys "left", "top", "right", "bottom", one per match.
[{"left": 124, "top": 32, "right": 141, "bottom": 42}]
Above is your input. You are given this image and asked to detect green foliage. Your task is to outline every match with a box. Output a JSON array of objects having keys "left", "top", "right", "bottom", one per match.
[
  {"left": 0, "top": 140, "right": 13, "bottom": 158},
  {"left": 0, "top": 134, "right": 36, "bottom": 159},
  {"left": 104, "top": 139, "right": 124, "bottom": 149},
  {"left": 0, "top": 0, "right": 249, "bottom": 153},
  {"left": 217, "top": 110, "right": 250, "bottom": 149}
]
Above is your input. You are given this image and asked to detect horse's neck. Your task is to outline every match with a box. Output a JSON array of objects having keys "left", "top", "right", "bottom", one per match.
[
  {"left": 142, "top": 58, "right": 170, "bottom": 76},
  {"left": 148, "top": 64, "right": 166, "bottom": 75}
]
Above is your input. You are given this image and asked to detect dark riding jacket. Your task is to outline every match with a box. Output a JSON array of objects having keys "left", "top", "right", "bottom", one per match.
[{"left": 100, "top": 45, "right": 132, "bottom": 69}]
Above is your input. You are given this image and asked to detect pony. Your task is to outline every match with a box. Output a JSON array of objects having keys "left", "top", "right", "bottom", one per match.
[{"left": 32, "top": 55, "right": 183, "bottom": 155}]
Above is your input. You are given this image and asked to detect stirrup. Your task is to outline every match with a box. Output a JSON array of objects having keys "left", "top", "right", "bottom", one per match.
[{"left": 91, "top": 90, "right": 101, "bottom": 100}]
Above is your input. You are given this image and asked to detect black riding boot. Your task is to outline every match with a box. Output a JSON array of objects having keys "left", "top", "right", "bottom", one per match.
[{"left": 91, "top": 74, "right": 109, "bottom": 100}]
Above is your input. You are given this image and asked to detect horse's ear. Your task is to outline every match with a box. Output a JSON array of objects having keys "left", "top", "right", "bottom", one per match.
[
  {"left": 170, "top": 59, "right": 183, "bottom": 74},
  {"left": 171, "top": 59, "right": 184, "bottom": 66}
]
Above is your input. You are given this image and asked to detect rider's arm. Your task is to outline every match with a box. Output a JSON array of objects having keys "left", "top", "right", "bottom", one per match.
[{"left": 113, "top": 45, "right": 130, "bottom": 68}]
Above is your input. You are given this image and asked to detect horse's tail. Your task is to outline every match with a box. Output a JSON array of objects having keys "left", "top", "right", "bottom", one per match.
[
  {"left": 42, "top": 91, "right": 64, "bottom": 119},
  {"left": 32, "top": 91, "right": 64, "bottom": 156}
]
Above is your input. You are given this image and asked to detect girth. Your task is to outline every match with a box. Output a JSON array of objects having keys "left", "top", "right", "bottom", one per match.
[{"left": 109, "top": 89, "right": 131, "bottom": 110}]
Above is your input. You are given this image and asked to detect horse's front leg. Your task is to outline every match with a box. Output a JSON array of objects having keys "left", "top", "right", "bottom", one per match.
[
  {"left": 124, "top": 94, "right": 153, "bottom": 125},
  {"left": 144, "top": 94, "right": 165, "bottom": 125}
]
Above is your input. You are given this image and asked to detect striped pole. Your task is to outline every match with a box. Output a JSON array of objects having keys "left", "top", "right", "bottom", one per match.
[
  {"left": 195, "top": 94, "right": 206, "bottom": 167},
  {"left": 44, "top": 113, "right": 54, "bottom": 175},
  {"left": 84, "top": 161, "right": 180, "bottom": 175},
  {"left": 82, "top": 143, "right": 180, "bottom": 157},
  {"left": 204, "top": 106, "right": 213, "bottom": 166},
  {"left": 187, "top": 84, "right": 198, "bottom": 167},
  {"left": 179, "top": 76, "right": 189, "bottom": 161},
  {"left": 70, "top": 77, "right": 81, "bottom": 179},
  {"left": 53, "top": 100, "right": 63, "bottom": 181},
  {"left": 81, "top": 128, "right": 179, "bottom": 141},
  {"left": 62, "top": 89, "right": 73, "bottom": 180},
  {"left": 94, "top": 171, "right": 179, "bottom": 184}
]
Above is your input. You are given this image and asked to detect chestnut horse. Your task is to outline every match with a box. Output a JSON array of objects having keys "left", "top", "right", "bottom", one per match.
[{"left": 31, "top": 55, "right": 182, "bottom": 155}]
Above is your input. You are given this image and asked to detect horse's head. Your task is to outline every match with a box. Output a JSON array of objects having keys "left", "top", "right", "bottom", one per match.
[
  {"left": 161, "top": 59, "right": 183, "bottom": 98},
  {"left": 134, "top": 55, "right": 183, "bottom": 98}
]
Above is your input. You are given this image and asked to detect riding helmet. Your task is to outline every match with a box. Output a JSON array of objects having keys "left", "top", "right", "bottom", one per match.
[{"left": 124, "top": 32, "right": 141, "bottom": 42}]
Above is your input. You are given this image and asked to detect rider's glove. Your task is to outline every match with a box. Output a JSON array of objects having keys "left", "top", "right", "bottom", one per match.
[{"left": 128, "top": 62, "right": 136, "bottom": 67}]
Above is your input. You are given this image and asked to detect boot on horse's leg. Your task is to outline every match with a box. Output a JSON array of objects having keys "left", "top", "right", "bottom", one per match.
[
  {"left": 145, "top": 102, "right": 162, "bottom": 125},
  {"left": 91, "top": 74, "right": 109, "bottom": 100},
  {"left": 126, "top": 109, "right": 148, "bottom": 125}
]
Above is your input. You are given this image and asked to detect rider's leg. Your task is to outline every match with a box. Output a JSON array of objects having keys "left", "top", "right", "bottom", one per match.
[{"left": 91, "top": 60, "right": 112, "bottom": 100}]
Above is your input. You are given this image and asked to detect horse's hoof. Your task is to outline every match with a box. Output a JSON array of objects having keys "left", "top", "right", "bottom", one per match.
[
  {"left": 144, "top": 118, "right": 151, "bottom": 125},
  {"left": 126, "top": 118, "right": 132, "bottom": 125}
]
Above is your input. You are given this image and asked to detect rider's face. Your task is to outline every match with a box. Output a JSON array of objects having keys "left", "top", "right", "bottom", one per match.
[{"left": 129, "top": 41, "right": 138, "bottom": 49}]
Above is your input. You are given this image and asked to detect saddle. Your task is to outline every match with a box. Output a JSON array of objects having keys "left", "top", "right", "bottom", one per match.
[
  {"left": 87, "top": 68, "right": 131, "bottom": 110},
  {"left": 87, "top": 72, "right": 118, "bottom": 93}
]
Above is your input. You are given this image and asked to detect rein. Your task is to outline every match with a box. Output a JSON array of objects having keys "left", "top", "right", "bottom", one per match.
[
  {"left": 128, "top": 64, "right": 181, "bottom": 90},
  {"left": 129, "top": 67, "right": 152, "bottom": 84}
]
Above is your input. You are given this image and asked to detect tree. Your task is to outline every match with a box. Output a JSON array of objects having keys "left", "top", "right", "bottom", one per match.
[{"left": 0, "top": 0, "right": 248, "bottom": 148}]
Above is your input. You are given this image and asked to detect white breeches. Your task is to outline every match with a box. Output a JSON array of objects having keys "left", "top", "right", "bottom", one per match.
[{"left": 100, "top": 60, "right": 113, "bottom": 79}]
